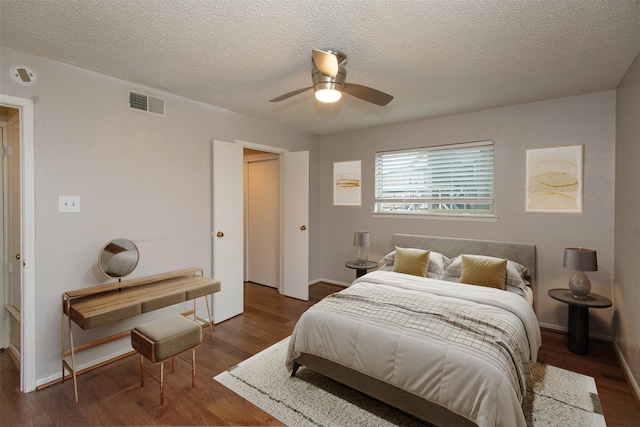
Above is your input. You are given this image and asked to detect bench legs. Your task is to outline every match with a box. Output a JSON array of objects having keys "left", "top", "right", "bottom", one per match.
[{"left": 139, "top": 348, "right": 198, "bottom": 405}]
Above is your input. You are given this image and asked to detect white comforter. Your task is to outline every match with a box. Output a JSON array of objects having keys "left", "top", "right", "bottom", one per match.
[{"left": 286, "top": 270, "right": 542, "bottom": 427}]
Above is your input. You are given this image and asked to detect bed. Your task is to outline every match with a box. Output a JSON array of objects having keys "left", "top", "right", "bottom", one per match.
[{"left": 286, "top": 234, "right": 541, "bottom": 427}]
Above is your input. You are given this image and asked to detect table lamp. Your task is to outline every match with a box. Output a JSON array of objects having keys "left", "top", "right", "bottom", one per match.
[
  {"left": 353, "top": 232, "right": 371, "bottom": 265},
  {"left": 563, "top": 247, "right": 597, "bottom": 299}
]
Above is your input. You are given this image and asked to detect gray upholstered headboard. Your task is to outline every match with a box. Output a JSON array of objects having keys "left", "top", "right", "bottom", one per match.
[{"left": 392, "top": 234, "right": 537, "bottom": 287}]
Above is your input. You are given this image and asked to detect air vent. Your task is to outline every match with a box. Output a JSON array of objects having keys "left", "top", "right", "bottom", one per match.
[{"left": 127, "top": 90, "right": 166, "bottom": 117}]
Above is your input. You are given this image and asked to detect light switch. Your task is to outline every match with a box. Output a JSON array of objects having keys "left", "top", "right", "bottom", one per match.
[{"left": 59, "top": 196, "right": 81, "bottom": 213}]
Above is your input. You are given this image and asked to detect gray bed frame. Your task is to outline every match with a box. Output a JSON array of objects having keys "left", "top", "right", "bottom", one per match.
[{"left": 292, "top": 234, "right": 537, "bottom": 427}]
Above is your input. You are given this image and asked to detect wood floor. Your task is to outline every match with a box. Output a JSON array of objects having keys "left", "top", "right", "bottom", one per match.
[{"left": 1, "top": 282, "right": 639, "bottom": 426}]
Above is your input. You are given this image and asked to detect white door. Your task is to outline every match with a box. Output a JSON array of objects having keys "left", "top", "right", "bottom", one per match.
[
  {"left": 212, "top": 140, "right": 244, "bottom": 323},
  {"left": 0, "top": 95, "right": 35, "bottom": 394},
  {"left": 0, "top": 123, "right": 6, "bottom": 350},
  {"left": 247, "top": 158, "right": 279, "bottom": 287},
  {"left": 1, "top": 112, "right": 21, "bottom": 354},
  {"left": 281, "top": 151, "right": 309, "bottom": 300},
  {"left": 8, "top": 113, "right": 21, "bottom": 331}
]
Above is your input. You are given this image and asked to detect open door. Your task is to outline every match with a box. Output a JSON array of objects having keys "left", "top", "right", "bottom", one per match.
[
  {"left": 0, "top": 94, "right": 35, "bottom": 393},
  {"left": 212, "top": 140, "right": 309, "bottom": 320},
  {"left": 211, "top": 140, "right": 244, "bottom": 323},
  {"left": 1, "top": 107, "right": 23, "bottom": 370},
  {"left": 281, "top": 151, "right": 309, "bottom": 300}
]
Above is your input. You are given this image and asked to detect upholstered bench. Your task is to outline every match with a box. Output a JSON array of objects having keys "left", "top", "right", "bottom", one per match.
[{"left": 131, "top": 314, "right": 202, "bottom": 404}]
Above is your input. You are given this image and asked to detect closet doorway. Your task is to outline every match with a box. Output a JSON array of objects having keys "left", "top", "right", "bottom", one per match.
[
  {"left": 0, "top": 106, "right": 21, "bottom": 365},
  {"left": 0, "top": 94, "right": 35, "bottom": 394},
  {"left": 244, "top": 149, "right": 279, "bottom": 288}
]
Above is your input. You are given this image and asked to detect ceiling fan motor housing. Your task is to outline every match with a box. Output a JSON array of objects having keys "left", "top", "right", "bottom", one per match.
[{"left": 312, "top": 65, "right": 346, "bottom": 92}]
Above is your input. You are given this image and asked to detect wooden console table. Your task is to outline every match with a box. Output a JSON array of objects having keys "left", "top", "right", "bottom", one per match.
[{"left": 61, "top": 267, "right": 220, "bottom": 402}]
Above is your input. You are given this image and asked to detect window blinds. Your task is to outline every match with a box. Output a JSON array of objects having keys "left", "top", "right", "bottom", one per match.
[{"left": 375, "top": 141, "right": 493, "bottom": 212}]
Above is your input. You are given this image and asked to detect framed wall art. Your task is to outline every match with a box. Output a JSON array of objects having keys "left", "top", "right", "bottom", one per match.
[
  {"left": 525, "top": 145, "right": 583, "bottom": 214},
  {"left": 333, "top": 160, "right": 361, "bottom": 206}
]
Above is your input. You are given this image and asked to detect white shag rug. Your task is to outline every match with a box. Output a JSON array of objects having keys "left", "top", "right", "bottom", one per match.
[{"left": 214, "top": 337, "right": 606, "bottom": 427}]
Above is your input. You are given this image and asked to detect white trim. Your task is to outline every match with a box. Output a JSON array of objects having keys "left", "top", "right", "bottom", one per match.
[
  {"left": 36, "top": 343, "right": 133, "bottom": 387},
  {"left": 0, "top": 94, "right": 36, "bottom": 393},
  {"left": 310, "top": 278, "right": 350, "bottom": 287},
  {"left": 235, "top": 139, "right": 289, "bottom": 154},
  {"left": 379, "top": 139, "right": 493, "bottom": 156},
  {"left": 244, "top": 152, "right": 279, "bottom": 162},
  {"left": 0, "top": 121, "right": 8, "bottom": 351},
  {"left": 372, "top": 212, "right": 498, "bottom": 222},
  {"left": 613, "top": 341, "right": 640, "bottom": 404}
]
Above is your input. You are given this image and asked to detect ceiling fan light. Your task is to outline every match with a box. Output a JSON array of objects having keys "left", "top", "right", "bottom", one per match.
[{"left": 315, "top": 88, "right": 342, "bottom": 103}]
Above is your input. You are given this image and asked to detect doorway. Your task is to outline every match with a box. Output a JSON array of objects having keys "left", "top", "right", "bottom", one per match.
[
  {"left": 0, "top": 106, "right": 21, "bottom": 368},
  {"left": 244, "top": 149, "right": 280, "bottom": 288},
  {"left": 0, "top": 94, "right": 36, "bottom": 394},
  {"left": 211, "top": 140, "right": 308, "bottom": 323}
]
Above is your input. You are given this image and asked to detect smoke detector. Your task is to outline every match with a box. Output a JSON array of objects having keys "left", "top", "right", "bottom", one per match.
[{"left": 10, "top": 66, "right": 37, "bottom": 86}]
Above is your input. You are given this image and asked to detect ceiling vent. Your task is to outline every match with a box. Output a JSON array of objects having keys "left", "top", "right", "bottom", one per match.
[{"left": 127, "top": 90, "right": 166, "bottom": 117}]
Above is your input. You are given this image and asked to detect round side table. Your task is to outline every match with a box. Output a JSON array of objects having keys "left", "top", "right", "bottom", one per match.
[
  {"left": 345, "top": 260, "right": 378, "bottom": 279},
  {"left": 548, "top": 288, "right": 612, "bottom": 355}
]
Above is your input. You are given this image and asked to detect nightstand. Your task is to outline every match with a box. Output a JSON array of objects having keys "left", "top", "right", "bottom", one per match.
[
  {"left": 345, "top": 260, "right": 378, "bottom": 279},
  {"left": 548, "top": 288, "right": 612, "bottom": 355}
]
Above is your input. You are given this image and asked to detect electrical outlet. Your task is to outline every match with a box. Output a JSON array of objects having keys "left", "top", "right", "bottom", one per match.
[{"left": 59, "top": 196, "right": 81, "bottom": 213}]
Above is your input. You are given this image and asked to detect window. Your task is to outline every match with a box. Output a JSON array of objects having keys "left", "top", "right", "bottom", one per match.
[{"left": 374, "top": 140, "right": 494, "bottom": 215}]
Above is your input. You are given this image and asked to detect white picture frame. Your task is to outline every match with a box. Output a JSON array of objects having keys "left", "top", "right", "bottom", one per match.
[
  {"left": 525, "top": 145, "right": 583, "bottom": 214},
  {"left": 333, "top": 160, "right": 361, "bottom": 206}
]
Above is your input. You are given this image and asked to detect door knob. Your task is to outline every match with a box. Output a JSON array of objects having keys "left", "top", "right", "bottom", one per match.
[
  {"left": 300, "top": 225, "right": 307, "bottom": 231},
  {"left": 216, "top": 231, "right": 224, "bottom": 237},
  {"left": 15, "top": 253, "right": 20, "bottom": 260}
]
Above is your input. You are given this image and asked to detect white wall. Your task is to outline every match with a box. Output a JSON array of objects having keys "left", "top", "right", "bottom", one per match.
[
  {"left": 0, "top": 46, "right": 320, "bottom": 383},
  {"left": 318, "top": 91, "right": 616, "bottom": 338},
  {"left": 615, "top": 54, "right": 640, "bottom": 397},
  {"left": 0, "top": 43, "right": 625, "bottom": 388}
]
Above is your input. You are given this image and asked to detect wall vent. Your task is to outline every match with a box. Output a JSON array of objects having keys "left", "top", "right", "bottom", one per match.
[{"left": 127, "top": 90, "right": 166, "bottom": 117}]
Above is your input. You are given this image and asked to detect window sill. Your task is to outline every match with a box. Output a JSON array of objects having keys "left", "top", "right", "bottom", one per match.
[{"left": 372, "top": 212, "right": 498, "bottom": 222}]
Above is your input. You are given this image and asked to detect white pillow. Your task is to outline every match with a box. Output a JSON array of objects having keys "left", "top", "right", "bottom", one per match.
[
  {"left": 378, "top": 249, "right": 451, "bottom": 279},
  {"left": 442, "top": 255, "right": 530, "bottom": 295}
]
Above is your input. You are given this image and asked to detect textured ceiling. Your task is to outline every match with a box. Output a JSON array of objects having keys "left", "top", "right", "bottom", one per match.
[{"left": 1, "top": 0, "right": 639, "bottom": 135}]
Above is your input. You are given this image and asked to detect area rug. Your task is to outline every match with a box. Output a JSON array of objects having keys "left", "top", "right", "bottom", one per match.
[{"left": 214, "top": 337, "right": 606, "bottom": 426}]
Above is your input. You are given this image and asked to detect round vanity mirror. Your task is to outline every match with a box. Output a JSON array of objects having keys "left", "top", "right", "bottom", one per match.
[{"left": 98, "top": 238, "right": 139, "bottom": 278}]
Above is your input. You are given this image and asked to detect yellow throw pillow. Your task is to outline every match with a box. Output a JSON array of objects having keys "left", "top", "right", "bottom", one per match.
[
  {"left": 460, "top": 254, "right": 508, "bottom": 290},
  {"left": 392, "top": 247, "right": 430, "bottom": 277}
]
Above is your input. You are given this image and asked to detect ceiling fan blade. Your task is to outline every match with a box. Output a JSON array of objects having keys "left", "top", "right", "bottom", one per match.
[
  {"left": 312, "top": 49, "right": 339, "bottom": 78},
  {"left": 343, "top": 83, "right": 394, "bottom": 106},
  {"left": 269, "top": 86, "right": 313, "bottom": 102}
]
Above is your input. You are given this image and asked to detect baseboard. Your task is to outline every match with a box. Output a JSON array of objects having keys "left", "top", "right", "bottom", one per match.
[
  {"left": 538, "top": 322, "right": 612, "bottom": 342},
  {"left": 6, "top": 344, "right": 20, "bottom": 369},
  {"left": 310, "top": 278, "right": 350, "bottom": 287},
  {"left": 36, "top": 346, "right": 134, "bottom": 389},
  {"left": 613, "top": 341, "right": 640, "bottom": 406}
]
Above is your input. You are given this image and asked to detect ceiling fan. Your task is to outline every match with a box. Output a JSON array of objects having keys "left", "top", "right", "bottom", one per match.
[{"left": 269, "top": 49, "right": 393, "bottom": 106}]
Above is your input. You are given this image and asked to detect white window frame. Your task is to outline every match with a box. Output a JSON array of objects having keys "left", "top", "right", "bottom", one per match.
[{"left": 374, "top": 140, "right": 494, "bottom": 217}]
